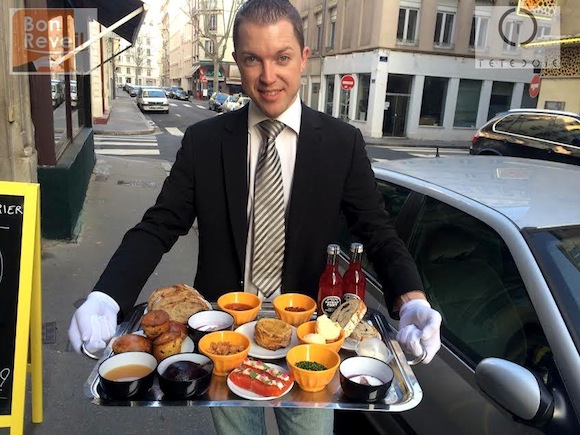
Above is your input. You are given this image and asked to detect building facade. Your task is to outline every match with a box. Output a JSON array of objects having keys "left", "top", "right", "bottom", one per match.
[
  {"left": 293, "top": 0, "right": 539, "bottom": 140},
  {"left": 116, "top": 18, "right": 162, "bottom": 88},
  {"left": 161, "top": 0, "right": 241, "bottom": 97}
]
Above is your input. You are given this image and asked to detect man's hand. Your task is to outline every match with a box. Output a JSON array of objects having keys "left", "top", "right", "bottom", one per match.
[
  {"left": 396, "top": 299, "right": 442, "bottom": 364},
  {"left": 68, "top": 291, "right": 120, "bottom": 354}
]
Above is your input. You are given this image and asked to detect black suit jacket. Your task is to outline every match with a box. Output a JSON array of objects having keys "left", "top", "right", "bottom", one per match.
[{"left": 95, "top": 103, "right": 423, "bottom": 318}]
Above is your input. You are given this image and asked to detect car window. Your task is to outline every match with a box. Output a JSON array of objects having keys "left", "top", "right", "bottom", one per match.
[
  {"left": 550, "top": 115, "right": 580, "bottom": 146},
  {"left": 509, "top": 114, "right": 554, "bottom": 141},
  {"left": 407, "top": 196, "right": 551, "bottom": 374},
  {"left": 493, "top": 114, "right": 519, "bottom": 133},
  {"left": 143, "top": 90, "right": 165, "bottom": 98}
]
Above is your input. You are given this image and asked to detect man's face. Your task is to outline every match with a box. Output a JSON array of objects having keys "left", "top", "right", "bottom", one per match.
[{"left": 233, "top": 19, "right": 309, "bottom": 119}]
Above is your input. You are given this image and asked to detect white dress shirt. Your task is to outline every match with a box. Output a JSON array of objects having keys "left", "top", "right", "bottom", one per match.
[{"left": 243, "top": 96, "right": 302, "bottom": 301}]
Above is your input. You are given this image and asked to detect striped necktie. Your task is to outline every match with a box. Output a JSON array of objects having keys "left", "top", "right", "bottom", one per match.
[{"left": 252, "top": 119, "right": 286, "bottom": 299}]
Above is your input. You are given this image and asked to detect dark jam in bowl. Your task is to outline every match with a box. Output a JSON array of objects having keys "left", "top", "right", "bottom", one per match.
[
  {"left": 163, "top": 360, "right": 208, "bottom": 381},
  {"left": 285, "top": 306, "right": 306, "bottom": 312},
  {"left": 224, "top": 303, "right": 253, "bottom": 311}
]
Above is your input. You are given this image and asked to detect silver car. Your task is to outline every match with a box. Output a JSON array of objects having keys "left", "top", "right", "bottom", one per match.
[{"left": 335, "top": 156, "right": 580, "bottom": 434}]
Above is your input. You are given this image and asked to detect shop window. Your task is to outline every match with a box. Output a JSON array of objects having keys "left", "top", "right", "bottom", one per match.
[
  {"left": 355, "top": 74, "right": 370, "bottom": 121},
  {"left": 488, "top": 81, "right": 513, "bottom": 120},
  {"left": 419, "top": 77, "right": 448, "bottom": 126},
  {"left": 311, "top": 82, "right": 320, "bottom": 110},
  {"left": 325, "top": 75, "right": 334, "bottom": 115},
  {"left": 454, "top": 80, "right": 481, "bottom": 128},
  {"left": 339, "top": 88, "right": 350, "bottom": 121},
  {"left": 521, "top": 84, "right": 537, "bottom": 109}
]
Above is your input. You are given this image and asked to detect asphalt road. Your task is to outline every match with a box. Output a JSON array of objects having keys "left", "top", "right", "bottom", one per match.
[{"left": 135, "top": 99, "right": 432, "bottom": 164}]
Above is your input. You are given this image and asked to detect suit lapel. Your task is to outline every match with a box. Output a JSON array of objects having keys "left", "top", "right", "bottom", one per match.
[{"left": 222, "top": 106, "right": 250, "bottom": 272}]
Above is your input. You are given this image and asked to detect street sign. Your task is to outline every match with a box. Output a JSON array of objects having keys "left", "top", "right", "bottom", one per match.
[
  {"left": 529, "top": 74, "right": 541, "bottom": 98},
  {"left": 340, "top": 75, "right": 355, "bottom": 91}
]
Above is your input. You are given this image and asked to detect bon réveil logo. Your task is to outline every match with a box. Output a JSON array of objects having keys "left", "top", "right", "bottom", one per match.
[
  {"left": 475, "top": 5, "right": 561, "bottom": 69},
  {"left": 10, "top": 8, "right": 94, "bottom": 75}
]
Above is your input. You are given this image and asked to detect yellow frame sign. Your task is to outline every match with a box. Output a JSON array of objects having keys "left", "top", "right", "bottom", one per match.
[{"left": 0, "top": 182, "right": 43, "bottom": 434}]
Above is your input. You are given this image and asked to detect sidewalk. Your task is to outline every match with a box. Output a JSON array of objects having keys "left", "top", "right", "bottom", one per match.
[
  {"left": 92, "top": 91, "right": 154, "bottom": 135},
  {"left": 33, "top": 155, "right": 215, "bottom": 434}
]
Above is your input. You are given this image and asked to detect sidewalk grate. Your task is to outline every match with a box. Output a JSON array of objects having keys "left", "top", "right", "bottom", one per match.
[
  {"left": 116, "top": 179, "right": 158, "bottom": 188},
  {"left": 42, "top": 322, "right": 57, "bottom": 344}
]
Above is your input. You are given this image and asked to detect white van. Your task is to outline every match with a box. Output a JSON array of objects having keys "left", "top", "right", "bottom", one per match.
[
  {"left": 136, "top": 87, "right": 169, "bottom": 113},
  {"left": 51, "top": 79, "right": 64, "bottom": 108}
]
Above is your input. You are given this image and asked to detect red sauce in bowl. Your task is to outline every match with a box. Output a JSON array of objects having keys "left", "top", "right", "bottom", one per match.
[{"left": 224, "top": 303, "right": 253, "bottom": 311}]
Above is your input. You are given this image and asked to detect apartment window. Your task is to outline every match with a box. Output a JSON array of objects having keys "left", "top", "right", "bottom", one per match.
[
  {"left": 434, "top": 11, "right": 455, "bottom": 47},
  {"left": 209, "top": 14, "right": 217, "bottom": 31},
  {"left": 325, "top": 75, "right": 334, "bottom": 115},
  {"left": 302, "top": 17, "right": 308, "bottom": 44},
  {"left": 316, "top": 12, "right": 323, "bottom": 52},
  {"left": 146, "top": 37, "right": 150, "bottom": 46},
  {"left": 397, "top": 8, "right": 419, "bottom": 44},
  {"left": 503, "top": 21, "right": 522, "bottom": 52},
  {"left": 147, "top": 69, "right": 151, "bottom": 77},
  {"left": 126, "top": 67, "right": 131, "bottom": 74},
  {"left": 328, "top": 7, "right": 337, "bottom": 49},
  {"left": 146, "top": 59, "right": 151, "bottom": 67},
  {"left": 469, "top": 16, "right": 489, "bottom": 49},
  {"left": 420, "top": 77, "right": 448, "bottom": 126},
  {"left": 356, "top": 74, "right": 371, "bottom": 121},
  {"left": 205, "top": 40, "right": 215, "bottom": 55},
  {"left": 454, "top": 80, "right": 482, "bottom": 128},
  {"left": 146, "top": 48, "right": 151, "bottom": 56}
]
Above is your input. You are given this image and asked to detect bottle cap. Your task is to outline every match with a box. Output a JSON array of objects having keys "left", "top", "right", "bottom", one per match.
[
  {"left": 350, "top": 242, "right": 363, "bottom": 253},
  {"left": 327, "top": 244, "right": 341, "bottom": 254}
]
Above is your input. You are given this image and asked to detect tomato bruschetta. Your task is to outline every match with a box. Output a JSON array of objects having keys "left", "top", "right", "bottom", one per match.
[{"left": 229, "top": 358, "right": 294, "bottom": 397}]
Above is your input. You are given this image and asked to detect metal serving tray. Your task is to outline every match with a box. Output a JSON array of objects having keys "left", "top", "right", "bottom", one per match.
[{"left": 84, "top": 303, "right": 422, "bottom": 412}]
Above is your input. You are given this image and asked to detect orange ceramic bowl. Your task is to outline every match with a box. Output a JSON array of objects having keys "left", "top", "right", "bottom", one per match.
[
  {"left": 197, "top": 330, "right": 250, "bottom": 376},
  {"left": 286, "top": 344, "right": 340, "bottom": 392},
  {"left": 217, "top": 292, "right": 261, "bottom": 326},
  {"left": 273, "top": 293, "right": 317, "bottom": 327},
  {"left": 296, "top": 321, "right": 346, "bottom": 353}
]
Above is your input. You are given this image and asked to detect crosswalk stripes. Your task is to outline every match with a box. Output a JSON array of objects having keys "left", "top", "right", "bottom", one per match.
[
  {"left": 166, "top": 127, "right": 184, "bottom": 137},
  {"left": 94, "top": 134, "right": 160, "bottom": 156}
]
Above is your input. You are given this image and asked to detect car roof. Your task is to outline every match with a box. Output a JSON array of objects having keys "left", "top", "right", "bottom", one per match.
[
  {"left": 372, "top": 156, "right": 580, "bottom": 229},
  {"left": 506, "top": 108, "right": 580, "bottom": 118}
]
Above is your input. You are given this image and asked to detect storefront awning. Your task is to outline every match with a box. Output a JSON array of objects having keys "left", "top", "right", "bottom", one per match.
[
  {"left": 47, "top": 0, "right": 146, "bottom": 44},
  {"left": 185, "top": 65, "right": 200, "bottom": 79}
]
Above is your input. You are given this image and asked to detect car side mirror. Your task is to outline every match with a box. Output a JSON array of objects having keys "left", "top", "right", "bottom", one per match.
[{"left": 476, "top": 358, "right": 553, "bottom": 427}]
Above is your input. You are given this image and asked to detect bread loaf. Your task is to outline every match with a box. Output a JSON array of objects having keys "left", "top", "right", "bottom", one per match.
[
  {"left": 350, "top": 321, "right": 379, "bottom": 342},
  {"left": 147, "top": 284, "right": 210, "bottom": 323},
  {"left": 330, "top": 299, "right": 367, "bottom": 339}
]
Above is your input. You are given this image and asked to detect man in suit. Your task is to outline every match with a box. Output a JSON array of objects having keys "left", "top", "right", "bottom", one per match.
[{"left": 69, "top": 1, "right": 441, "bottom": 433}]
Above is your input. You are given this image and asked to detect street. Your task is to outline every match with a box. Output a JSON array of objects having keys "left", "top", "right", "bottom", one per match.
[{"left": 94, "top": 95, "right": 469, "bottom": 165}]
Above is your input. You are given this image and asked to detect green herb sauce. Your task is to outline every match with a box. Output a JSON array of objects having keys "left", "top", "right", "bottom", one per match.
[{"left": 295, "top": 361, "right": 327, "bottom": 371}]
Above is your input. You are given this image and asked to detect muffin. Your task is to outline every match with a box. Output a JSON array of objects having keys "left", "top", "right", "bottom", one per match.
[
  {"left": 141, "top": 309, "right": 170, "bottom": 340},
  {"left": 153, "top": 331, "right": 185, "bottom": 361}
]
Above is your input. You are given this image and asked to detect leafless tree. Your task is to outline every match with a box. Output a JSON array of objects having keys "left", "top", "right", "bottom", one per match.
[
  {"left": 131, "top": 37, "right": 146, "bottom": 85},
  {"left": 183, "top": 0, "right": 244, "bottom": 93}
]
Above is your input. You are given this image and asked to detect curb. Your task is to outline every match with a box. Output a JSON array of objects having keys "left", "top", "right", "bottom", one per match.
[{"left": 93, "top": 127, "right": 155, "bottom": 136}]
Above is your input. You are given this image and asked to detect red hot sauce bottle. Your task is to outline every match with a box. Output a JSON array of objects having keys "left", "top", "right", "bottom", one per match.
[
  {"left": 342, "top": 243, "right": 366, "bottom": 303},
  {"left": 317, "top": 244, "right": 343, "bottom": 317}
]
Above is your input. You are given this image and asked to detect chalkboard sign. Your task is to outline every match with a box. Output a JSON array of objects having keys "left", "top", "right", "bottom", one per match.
[
  {"left": 0, "top": 195, "right": 24, "bottom": 415},
  {"left": 0, "top": 181, "right": 42, "bottom": 433}
]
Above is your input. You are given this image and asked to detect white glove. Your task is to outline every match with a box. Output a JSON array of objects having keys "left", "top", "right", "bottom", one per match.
[
  {"left": 68, "top": 291, "right": 120, "bottom": 355},
  {"left": 396, "top": 299, "right": 442, "bottom": 364}
]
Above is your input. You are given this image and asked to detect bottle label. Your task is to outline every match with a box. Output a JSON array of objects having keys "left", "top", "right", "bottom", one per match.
[
  {"left": 342, "top": 293, "right": 361, "bottom": 303},
  {"left": 321, "top": 295, "right": 342, "bottom": 316}
]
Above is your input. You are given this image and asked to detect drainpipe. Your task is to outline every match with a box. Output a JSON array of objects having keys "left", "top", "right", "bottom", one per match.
[{"left": 319, "top": 0, "right": 328, "bottom": 110}]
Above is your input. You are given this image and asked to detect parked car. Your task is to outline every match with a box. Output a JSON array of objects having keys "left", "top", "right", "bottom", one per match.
[
  {"left": 172, "top": 88, "right": 190, "bottom": 101},
  {"left": 129, "top": 85, "right": 141, "bottom": 97},
  {"left": 470, "top": 109, "right": 580, "bottom": 166},
  {"left": 136, "top": 87, "right": 169, "bottom": 113},
  {"left": 50, "top": 79, "right": 64, "bottom": 108},
  {"left": 223, "top": 95, "right": 251, "bottom": 113},
  {"left": 162, "top": 86, "right": 172, "bottom": 97},
  {"left": 334, "top": 156, "right": 580, "bottom": 435},
  {"left": 208, "top": 92, "right": 229, "bottom": 112},
  {"left": 70, "top": 80, "right": 77, "bottom": 108}
]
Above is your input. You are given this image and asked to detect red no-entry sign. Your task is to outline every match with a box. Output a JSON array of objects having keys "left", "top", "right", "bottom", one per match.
[
  {"left": 340, "top": 75, "right": 355, "bottom": 91},
  {"left": 529, "top": 75, "right": 541, "bottom": 99}
]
